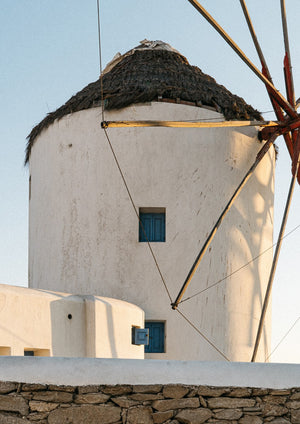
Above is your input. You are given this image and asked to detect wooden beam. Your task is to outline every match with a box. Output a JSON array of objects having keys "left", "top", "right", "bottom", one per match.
[
  {"left": 281, "top": 0, "right": 295, "bottom": 107},
  {"left": 251, "top": 134, "right": 300, "bottom": 362},
  {"left": 186, "top": 0, "right": 297, "bottom": 119},
  {"left": 101, "top": 120, "right": 277, "bottom": 129},
  {"left": 172, "top": 133, "right": 278, "bottom": 310}
]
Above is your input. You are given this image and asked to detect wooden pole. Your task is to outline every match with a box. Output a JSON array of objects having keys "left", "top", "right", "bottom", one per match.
[
  {"left": 172, "top": 134, "right": 277, "bottom": 310},
  {"left": 281, "top": 0, "right": 295, "bottom": 107},
  {"left": 251, "top": 132, "right": 300, "bottom": 362},
  {"left": 239, "top": 0, "right": 295, "bottom": 160},
  {"left": 186, "top": 0, "right": 297, "bottom": 119},
  {"left": 239, "top": 0, "right": 271, "bottom": 77},
  {"left": 101, "top": 120, "right": 275, "bottom": 129}
]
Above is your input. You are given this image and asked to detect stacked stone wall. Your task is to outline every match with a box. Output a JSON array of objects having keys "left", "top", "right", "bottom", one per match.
[{"left": 0, "top": 381, "right": 299, "bottom": 424}]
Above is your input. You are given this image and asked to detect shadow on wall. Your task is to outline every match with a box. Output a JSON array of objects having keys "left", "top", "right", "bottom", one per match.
[
  {"left": 226, "top": 147, "right": 274, "bottom": 361},
  {"left": 50, "top": 295, "right": 118, "bottom": 358},
  {"left": 175, "top": 140, "right": 275, "bottom": 362},
  {"left": 50, "top": 295, "right": 86, "bottom": 357},
  {"left": 94, "top": 297, "right": 118, "bottom": 358}
]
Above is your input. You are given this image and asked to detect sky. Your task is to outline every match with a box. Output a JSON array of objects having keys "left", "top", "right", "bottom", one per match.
[{"left": 0, "top": 0, "right": 299, "bottom": 363}]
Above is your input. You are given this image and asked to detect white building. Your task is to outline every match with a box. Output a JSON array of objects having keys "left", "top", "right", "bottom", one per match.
[
  {"left": 0, "top": 284, "right": 144, "bottom": 358},
  {"left": 2, "top": 41, "right": 275, "bottom": 361}
]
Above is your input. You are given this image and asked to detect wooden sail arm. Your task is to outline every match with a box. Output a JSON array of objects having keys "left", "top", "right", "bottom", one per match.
[
  {"left": 281, "top": 0, "right": 296, "bottom": 108},
  {"left": 101, "top": 120, "right": 277, "bottom": 129},
  {"left": 261, "top": 64, "right": 294, "bottom": 160},
  {"left": 284, "top": 54, "right": 295, "bottom": 108},
  {"left": 171, "top": 134, "right": 278, "bottom": 310},
  {"left": 186, "top": 0, "right": 297, "bottom": 120},
  {"left": 239, "top": 0, "right": 272, "bottom": 80},
  {"left": 292, "top": 131, "right": 300, "bottom": 184},
  {"left": 239, "top": 1, "right": 296, "bottom": 164},
  {"left": 251, "top": 132, "right": 300, "bottom": 362}
]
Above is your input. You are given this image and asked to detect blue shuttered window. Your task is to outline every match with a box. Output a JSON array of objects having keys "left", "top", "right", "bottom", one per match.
[
  {"left": 145, "top": 321, "right": 165, "bottom": 353},
  {"left": 139, "top": 212, "right": 165, "bottom": 242}
]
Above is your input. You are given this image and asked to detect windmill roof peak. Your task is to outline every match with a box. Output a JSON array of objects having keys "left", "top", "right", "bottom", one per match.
[
  {"left": 25, "top": 41, "right": 262, "bottom": 164},
  {"left": 102, "top": 39, "right": 182, "bottom": 74}
]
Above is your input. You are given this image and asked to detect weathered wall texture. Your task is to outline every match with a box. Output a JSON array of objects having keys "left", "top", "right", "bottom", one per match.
[
  {"left": 0, "top": 284, "right": 144, "bottom": 358},
  {"left": 29, "top": 102, "right": 275, "bottom": 362},
  {"left": 0, "top": 381, "right": 299, "bottom": 424}
]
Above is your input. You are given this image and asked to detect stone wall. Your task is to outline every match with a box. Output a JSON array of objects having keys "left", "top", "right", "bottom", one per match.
[{"left": 0, "top": 381, "right": 299, "bottom": 424}]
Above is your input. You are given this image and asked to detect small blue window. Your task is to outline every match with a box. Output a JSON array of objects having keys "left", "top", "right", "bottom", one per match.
[
  {"left": 139, "top": 211, "right": 165, "bottom": 242},
  {"left": 145, "top": 321, "right": 165, "bottom": 353}
]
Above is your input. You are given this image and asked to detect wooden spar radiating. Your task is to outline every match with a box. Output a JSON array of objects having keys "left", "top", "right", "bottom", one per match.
[
  {"left": 281, "top": 0, "right": 296, "bottom": 107},
  {"left": 239, "top": 0, "right": 295, "bottom": 160},
  {"left": 186, "top": 0, "right": 297, "bottom": 120},
  {"left": 281, "top": 0, "right": 293, "bottom": 70},
  {"left": 239, "top": 0, "right": 271, "bottom": 77},
  {"left": 171, "top": 133, "right": 278, "bottom": 310},
  {"left": 101, "top": 120, "right": 277, "bottom": 129},
  {"left": 251, "top": 132, "right": 300, "bottom": 362},
  {"left": 280, "top": 0, "right": 300, "bottom": 183}
]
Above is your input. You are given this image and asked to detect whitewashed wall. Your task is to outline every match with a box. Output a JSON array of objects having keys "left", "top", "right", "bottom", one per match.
[
  {"left": 1, "top": 358, "right": 299, "bottom": 389},
  {"left": 28, "top": 102, "right": 275, "bottom": 362},
  {"left": 0, "top": 284, "right": 144, "bottom": 358}
]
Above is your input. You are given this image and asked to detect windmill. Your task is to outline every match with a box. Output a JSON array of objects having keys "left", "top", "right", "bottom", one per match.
[{"left": 102, "top": 0, "right": 300, "bottom": 361}]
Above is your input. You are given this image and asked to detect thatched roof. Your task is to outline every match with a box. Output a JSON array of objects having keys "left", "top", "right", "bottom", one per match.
[{"left": 25, "top": 40, "right": 262, "bottom": 164}]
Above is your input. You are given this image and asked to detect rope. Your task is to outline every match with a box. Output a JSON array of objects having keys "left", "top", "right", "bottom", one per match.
[
  {"left": 179, "top": 223, "right": 300, "bottom": 305},
  {"left": 176, "top": 308, "right": 230, "bottom": 361},
  {"left": 265, "top": 316, "right": 300, "bottom": 362}
]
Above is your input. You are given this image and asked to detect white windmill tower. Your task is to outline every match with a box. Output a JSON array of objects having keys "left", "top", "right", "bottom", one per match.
[{"left": 26, "top": 29, "right": 278, "bottom": 362}]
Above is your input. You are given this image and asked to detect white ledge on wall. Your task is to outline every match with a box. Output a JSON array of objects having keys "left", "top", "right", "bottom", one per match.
[{"left": 0, "top": 358, "right": 299, "bottom": 389}]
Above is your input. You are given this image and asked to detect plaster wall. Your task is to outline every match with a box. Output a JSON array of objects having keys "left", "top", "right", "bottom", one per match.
[
  {"left": 28, "top": 102, "right": 275, "bottom": 362},
  {"left": 0, "top": 284, "right": 144, "bottom": 358},
  {"left": 0, "top": 357, "right": 299, "bottom": 388}
]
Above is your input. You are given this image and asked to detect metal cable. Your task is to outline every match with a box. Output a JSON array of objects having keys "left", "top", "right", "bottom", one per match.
[
  {"left": 102, "top": 128, "right": 172, "bottom": 303},
  {"left": 96, "top": 1, "right": 172, "bottom": 303},
  {"left": 176, "top": 308, "right": 230, "bottom": 361},
  {"left": 172, "top": 133, "right": 277, "bottom": 310},
  {"left": 265, "top": 316, "right": 300, "bottom": 362},
  {"left": 179, "top": 223, "right": 300, "bottom": 305},
  {"left": 96, "top": 0, "right": 105, "bottom": 122}
]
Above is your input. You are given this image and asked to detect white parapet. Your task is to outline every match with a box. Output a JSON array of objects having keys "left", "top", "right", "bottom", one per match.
[
  {"left": 0, "top": 357, "right": 299, "bottom": 389},
  {"left": 0, "top": 284, "right": 144, "bottom": 359}
]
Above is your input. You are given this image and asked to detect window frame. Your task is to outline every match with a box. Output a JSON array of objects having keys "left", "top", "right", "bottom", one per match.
[
  {"left": 144, "top": 321, "right": 165, "bottom": 353},
  {"left": 139, "top": 207, "right": 166, "bottom": 243}
]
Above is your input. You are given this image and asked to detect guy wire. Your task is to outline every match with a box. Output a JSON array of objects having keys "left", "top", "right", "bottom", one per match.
[
  {"left": 96, "top": 0, "right": 105, "bottom": 122},
  {"left": 96, "top": 1, "right": 172, "bottom": 303},
  {"left": 102, "top": 128, "right": 172, "bottom": 303},
  {"left": 265, "top": 316, "right": 300, "bottom": 362},
  {"left": 179, "top": 223, "right": 300, "bottom": 305},
  {"left": 176, "top": 308, "right": 230, "bottom": 361}
]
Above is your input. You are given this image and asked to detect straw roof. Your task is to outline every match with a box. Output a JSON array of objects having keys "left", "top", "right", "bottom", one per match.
[{"left": 25, "top": 40, "right": 262, "bottom": 163}]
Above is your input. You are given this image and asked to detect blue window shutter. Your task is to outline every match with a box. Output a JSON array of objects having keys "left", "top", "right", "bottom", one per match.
[
  {"left": 145, "top": 322, "right": 165, "bottom": 353},
  {"left": 153, "top": 214, "right": 165, "bottom": 242},
  {"left": 139, "top": 214, "right": 152, "bottom": 242},
  {"left": 139, "top": 212, "right": 165, "bottom": 242}
]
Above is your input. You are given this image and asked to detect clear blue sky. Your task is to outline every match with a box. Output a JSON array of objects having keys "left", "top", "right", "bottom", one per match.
[{"left": 1, "top": 0, "right": 299, "bottom": 362}]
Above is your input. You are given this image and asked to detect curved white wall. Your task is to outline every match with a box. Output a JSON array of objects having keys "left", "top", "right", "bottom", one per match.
[
  {"left": 0, "top": 284, "right": 144, "bottom": 359},
  {"left": 28, "top": 102, "right": 275, "bottom": 362}
]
